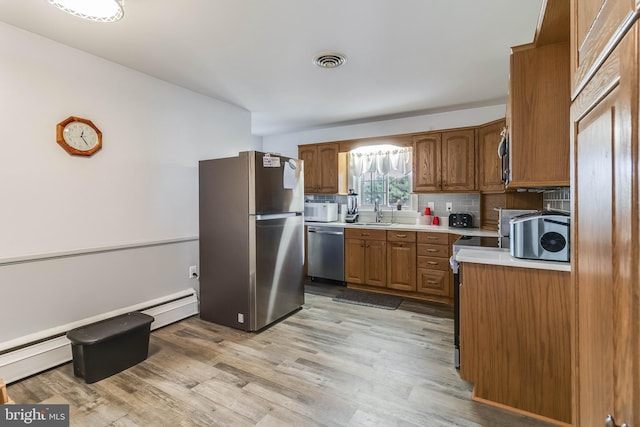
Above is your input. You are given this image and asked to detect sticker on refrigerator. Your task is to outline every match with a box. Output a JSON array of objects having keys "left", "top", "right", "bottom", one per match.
[{"left": 262, "top": 154, "right": 281, "bottom": 168}]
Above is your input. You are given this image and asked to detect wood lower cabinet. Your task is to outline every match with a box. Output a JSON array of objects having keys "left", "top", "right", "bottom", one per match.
[
  {"left": 344, "top": 228, "right": 455, "bottom": 306},
  {"left": 459, "top": 262, "right": 571, "bottom": 424},
  {"left": 386, "top": 231, "right": 416, "bottom": 292},
  {"left": 344, "top": 228, "right": 386, "bottom": 287},
  {"left": 416, "top": 232, "right": 452, "bottom": 299}
]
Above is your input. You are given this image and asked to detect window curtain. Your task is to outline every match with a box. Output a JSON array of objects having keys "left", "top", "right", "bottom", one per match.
[{"left": 349, "top": 147, "right": 412, "bottom": 178}]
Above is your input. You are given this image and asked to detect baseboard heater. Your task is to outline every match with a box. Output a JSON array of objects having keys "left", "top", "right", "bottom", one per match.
[{"left": 0, "top": 289, "right": 199, "bottom": 385}]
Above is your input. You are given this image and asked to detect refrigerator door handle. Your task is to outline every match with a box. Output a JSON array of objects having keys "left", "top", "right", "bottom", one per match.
[{"left": 255, "top": 212, "right": 301, "bottom": 220}]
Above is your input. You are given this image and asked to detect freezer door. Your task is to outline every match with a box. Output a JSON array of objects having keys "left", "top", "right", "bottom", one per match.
[
  {"left": 250, "top": 213, "right": 304, "bottom": 330},
  {"left": 249, "top": 151, "right": 304, "bottom": 214}
]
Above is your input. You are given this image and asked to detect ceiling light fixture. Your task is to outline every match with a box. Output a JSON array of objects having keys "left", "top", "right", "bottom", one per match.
[
  {"left": 48, "top": 0, "right": 124, "bottom": 23},
  {"left": 313, "top": 51, "right": 347, "bottom": 69}
]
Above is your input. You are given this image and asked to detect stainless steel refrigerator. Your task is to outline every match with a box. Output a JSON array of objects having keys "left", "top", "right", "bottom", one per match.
[{"left": 198, "top": 151, "right": 305, "bottom": 331}]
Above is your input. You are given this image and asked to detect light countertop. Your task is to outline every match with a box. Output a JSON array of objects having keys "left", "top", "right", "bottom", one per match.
[
  {"left": 304, "top": 221, "right": 498, "bottom": 237},
  {"left": 455, "top": 248, "right": 571, "bottom": 272}
]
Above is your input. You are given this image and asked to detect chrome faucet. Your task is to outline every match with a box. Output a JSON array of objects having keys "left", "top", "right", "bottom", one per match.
[{"left": 374, "top": 198, "right": 383, "bottom": 223}]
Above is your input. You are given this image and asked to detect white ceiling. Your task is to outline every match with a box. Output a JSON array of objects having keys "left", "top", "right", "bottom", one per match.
[{"left": 0, "top": 0, "right": 544, "bottom": 136}]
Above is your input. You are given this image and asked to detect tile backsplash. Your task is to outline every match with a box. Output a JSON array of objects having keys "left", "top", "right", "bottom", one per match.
[{"left": 305, "top": 188, "right": 571, "bottom": 225}]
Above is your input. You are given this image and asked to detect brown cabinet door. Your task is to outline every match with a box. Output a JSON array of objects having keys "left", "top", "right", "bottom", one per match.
[
  {"left": 441, "top": 129, "right": 476, "bottom": 191},
  {"left": 460, "top": 263, "right": 571, "bottom": 423},
  {"left": 572, "top": 0, "right": 635, "bottom": 94},
  {"left": 477, "top": 119, "right": 506, "bottom": 192},
  {"left": 417, "top": 269, "right": 449, "bottom": 297},
  {"left": 298, "top": 143, "right": 339, "bottom": 194},
  {"left": 572, "top": 22, "right": 639, "bottom": 427},
  {"left": 344, "top": 239, "right": 365, "bottom": 284},
  {"left": 317, "top": 143, "right": 339, "bottom": 193},
  {"left": 298, "top": 145, "right": 319, "bottom": 193},
  {"left": 364, "top": 240, "right": 387, "bottom": 287},
  {"left": 412, "top": 133, "right": 442, "bottom": 192},
  {"left": 508, "top": 42, "right": 570, "bottom": 187},
  {"left": 386, "top": 242, "right": 416, "bottom": 291}
]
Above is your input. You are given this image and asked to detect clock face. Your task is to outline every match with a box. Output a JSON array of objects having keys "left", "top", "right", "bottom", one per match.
[
  {"left": 56, "top": 116, "right": 102, "bottom": 156},
  {"left": 62, "top": 121, "right": 99, "bottom": 151}
]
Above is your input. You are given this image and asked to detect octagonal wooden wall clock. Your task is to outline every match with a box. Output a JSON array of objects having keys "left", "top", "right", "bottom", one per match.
[{"left": 56, "top": 116, "right": 102, "bottom": 156}]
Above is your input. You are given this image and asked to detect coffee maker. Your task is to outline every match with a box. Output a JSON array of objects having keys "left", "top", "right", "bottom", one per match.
[{"left": 346, "top": 189, "right": 359, "bottom": 223}]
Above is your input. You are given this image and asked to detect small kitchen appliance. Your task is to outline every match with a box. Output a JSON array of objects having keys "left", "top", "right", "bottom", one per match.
[
  {"left": 345, "top": 189, "right": 359, "bottom": 223},
  {"left": 509, "top": 210, "right": 570, "bottom": 262},
  {"left": 448, "top": 213, "right": 473, "bottom": 228},
  {"left": 304, "top": 202, "right": 338, "bottom": 222}
]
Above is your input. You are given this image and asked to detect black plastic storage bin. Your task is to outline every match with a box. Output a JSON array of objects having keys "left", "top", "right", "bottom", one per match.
[{"left": 67, "top": 312, "right": 154, "bottom": 384}]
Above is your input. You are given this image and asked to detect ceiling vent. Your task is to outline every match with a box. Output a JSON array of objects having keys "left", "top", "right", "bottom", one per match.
[{"left": 313, "top": 52, "right": 347, "bottom": 69}]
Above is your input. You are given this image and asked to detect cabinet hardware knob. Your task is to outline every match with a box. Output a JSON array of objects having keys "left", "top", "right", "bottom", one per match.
[
  {"left": 427, "top": 249, "right": 438, "bottom": 252},
  {"left": 396, "top": 234, "right": 407, "bottom": 238},
  {"left": 427, "top": 237, "right": 438, "bottom": 240},
  {"left": 427, "top": 261, "right": 438, "bottom": 265},
  {"left": 427, "top": 280, "right": 439, "bottom": 285}
]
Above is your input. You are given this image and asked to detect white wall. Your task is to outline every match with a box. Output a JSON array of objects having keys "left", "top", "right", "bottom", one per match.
[
  {"left": 0, "top": 23, "right": 252, "bottom": 345},
  {"left": 262, "top": 104, "right": 506, "bottom": 158}
]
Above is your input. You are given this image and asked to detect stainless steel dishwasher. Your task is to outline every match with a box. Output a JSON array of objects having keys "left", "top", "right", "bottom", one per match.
[{"left": 307, "top": 225, "right": 344, "bottom": 282}]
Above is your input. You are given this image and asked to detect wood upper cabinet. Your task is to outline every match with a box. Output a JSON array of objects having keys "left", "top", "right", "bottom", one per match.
[
  {"left": 571, "top": 0, "right": 636, "bottom": 94},
  {"left": 344, "top": 228, "right": 387, "bottom": 287},
  {"left": 386, "top": 231, "right": 416, "bottom": 292},
  {"left": 441, "top": 129, "right": 475, "bottom": 191},
  {"left": 412, "top": 133, "right": 442, "bottom": 192},
  {"left": 298, "top": 143, "right": 339, "bottom": 193},
  {"left": 413, "top": 130, "right": 475, "bottom": 192},
  {"left": 571, "top": 4, "right": 640, "bottom": 426},
  {"left": 477, "top": 119, "right": 506, "bottom": 192},
  {"left": 459, "top": 263, "right": 571, "bottom": 424},
  {"left": 507, "top": 41, "right": 570, "bottom": 187}
]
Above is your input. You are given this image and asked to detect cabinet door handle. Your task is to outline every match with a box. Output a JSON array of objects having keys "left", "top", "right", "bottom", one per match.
[
  {"left": 427, "top": 236, "right": 439, "bottom": 240},
  {"left": 427, "top": 249, "right": 439, "bottom": 252},
  {"left": 395, "top": 234, "right": 407, "bottom": 238},
  {"left": 427, "top": 261, "right": 438, "bottom": 265},
  {"left": 605, "top": 414, "right": 628, "bottom": 427},
  {"left": 427, "top": 280, "right": 439, "bottom": 285}
]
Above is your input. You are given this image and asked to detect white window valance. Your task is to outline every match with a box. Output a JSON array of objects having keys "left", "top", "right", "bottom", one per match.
[{"left": 349, "top": 146, "right": 412, "bottom": 178}]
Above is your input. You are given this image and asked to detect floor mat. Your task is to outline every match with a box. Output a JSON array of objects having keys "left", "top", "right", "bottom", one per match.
[{"left": 332, "top": 288, "right": 403, "bottom": 310}]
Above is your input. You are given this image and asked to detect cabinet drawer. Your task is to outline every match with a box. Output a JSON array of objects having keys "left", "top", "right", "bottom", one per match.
[
  {"left": 417, "top": 232, "right": 449, "bottom": 245},
  {"left": 417, "top": 244, "right": 449, "bottom": 258},
  {"left": 386, "top": 230, "right": 416, "bottom": 242},
  {"left": 417, "top": 256, "right": 450, "bottom": 271},
  {"left": 417, "top": 269, "right": 450, "bottom": 297},
  {"left": 345, "top": 228, "right": 387, "bottom": 240}
]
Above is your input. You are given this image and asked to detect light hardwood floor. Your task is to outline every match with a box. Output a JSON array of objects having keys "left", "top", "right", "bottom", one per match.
[{"left": 8, "top": 284, "right": 557, "bottom": 426}]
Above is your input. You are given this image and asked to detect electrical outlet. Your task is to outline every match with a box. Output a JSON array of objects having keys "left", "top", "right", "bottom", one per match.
[
  {"left": 446, "top": 202, "right": 453, "bottom": 212},
  {"left": 188, "top": 265, "right": 198, "bottom": 279},
  {"left": 427, "top": 202, "right": 435, "bottom": 210},
  {"left": 238, "top": 313, "right": 244, "bottom": 323}
]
